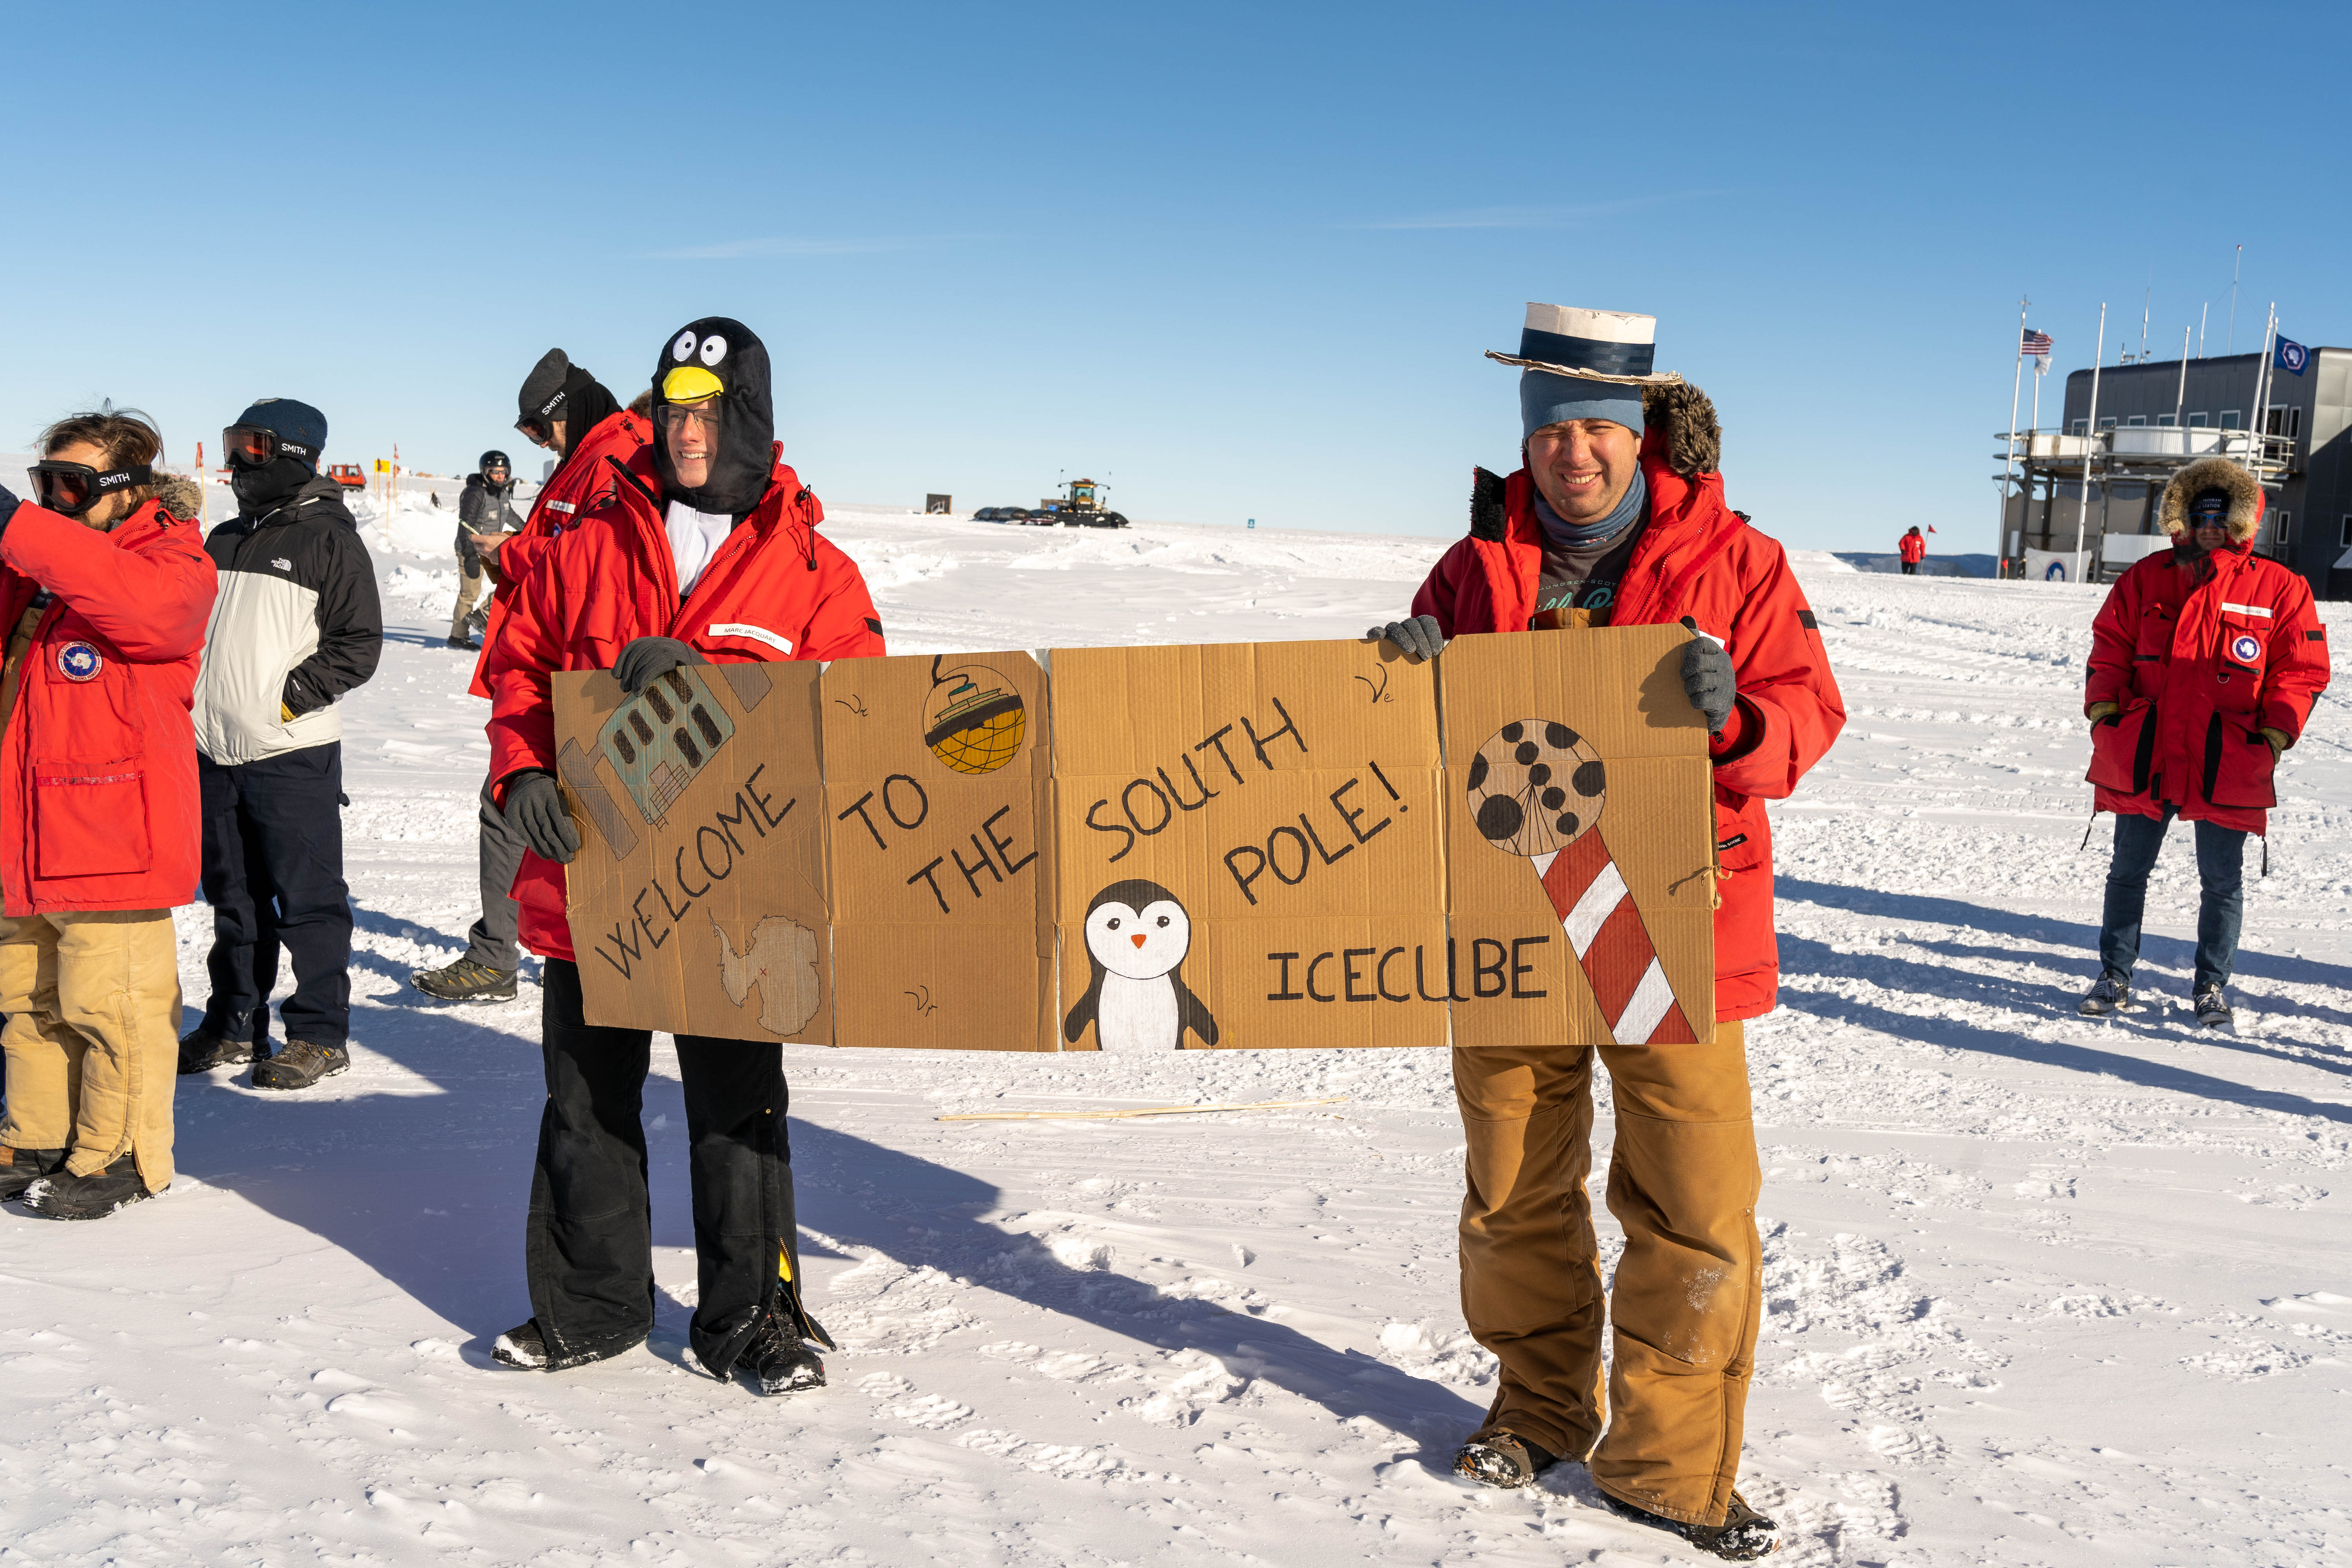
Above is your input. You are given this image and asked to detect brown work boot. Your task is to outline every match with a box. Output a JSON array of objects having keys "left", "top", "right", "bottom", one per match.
[
  {"left": 252, "top": 1039, "right": 350, "bottom": 1091},
  {"left": 1453, "top": 1429, "right": 1558, "bottom": 1488}
]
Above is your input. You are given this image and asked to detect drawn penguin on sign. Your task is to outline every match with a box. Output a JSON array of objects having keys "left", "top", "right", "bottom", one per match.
[{"left": 1062, "top": 878, "right": 1219, "bottom": 1052}]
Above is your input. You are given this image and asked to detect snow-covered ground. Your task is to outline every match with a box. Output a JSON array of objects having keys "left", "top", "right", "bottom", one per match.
[{"left": 2, "top": 495, "right": 2347, "bottom": 1567}]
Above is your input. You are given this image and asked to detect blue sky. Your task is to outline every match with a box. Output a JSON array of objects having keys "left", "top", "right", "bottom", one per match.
[{"left": 4, "top": 1, "right": 2345, "bottom": 552}]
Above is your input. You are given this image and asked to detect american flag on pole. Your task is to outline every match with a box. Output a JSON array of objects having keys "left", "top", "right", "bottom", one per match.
[{"left": 2021, "top": 328, "right": 2053, "bottom": 357}]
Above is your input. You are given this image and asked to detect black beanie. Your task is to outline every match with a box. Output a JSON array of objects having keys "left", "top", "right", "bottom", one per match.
[
  {"left": 232, "top": 397, "right": 327, "bottom": 469},
  {"left": 518, "top": 349, "right": 572, "bottom": 423},
  {"left": 650, "top": 316, "right": 775, "bottom": 517}
]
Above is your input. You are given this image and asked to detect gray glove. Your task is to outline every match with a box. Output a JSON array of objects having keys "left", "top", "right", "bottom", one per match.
[
  {"left": 1680, "top": 624, "right": 1737, "bottom": 735},
  {"left": 613, "top": 635, "right": 707, "bottom": 693},
  {"left": 503, "top": 770, "right": 581, "bottom": 864},
  {"left": 1367, "top": 614, "right": 1446, "bottom": 662}
]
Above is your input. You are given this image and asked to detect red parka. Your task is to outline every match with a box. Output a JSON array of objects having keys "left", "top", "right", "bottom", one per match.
[
  {"left": 485, "top": 443, "right": 886, "bottom": 962},
  {"left": 2084, "top": 459, "right": 2328, "bottom": 835},
  {"left": 0, "top": 481, "right": 218, "bottom": 916},
  {"left": 1410, "top": 392, "right": 1844, "bottom": 1020},
  {"left": 1898, "top": 531, "right": 1925, "bottom": 564},
  {"left": 466, "top": 409, "right": 653, "bottom": 700}
]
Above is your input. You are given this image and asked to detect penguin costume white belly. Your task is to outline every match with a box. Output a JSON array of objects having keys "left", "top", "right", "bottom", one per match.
[{"left": 1063, "top": 878, "right": 1219, "bottom": 1051}]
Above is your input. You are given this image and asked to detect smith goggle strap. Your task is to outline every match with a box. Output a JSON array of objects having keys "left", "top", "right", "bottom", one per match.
[{"left": 27, "top": 461, "right": 152, "bottom": 517}]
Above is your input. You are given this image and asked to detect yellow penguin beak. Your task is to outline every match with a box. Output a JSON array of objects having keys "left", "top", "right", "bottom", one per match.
[{"left": 662, "top": 365, "right": 724, "bottom": 402}]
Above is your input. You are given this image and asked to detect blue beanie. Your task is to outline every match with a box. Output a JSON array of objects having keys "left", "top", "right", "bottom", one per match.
[
  {"left": 233, "top": 397, "right": 328, "bottom": 466},
  {"left": 1520, "top": 370, "right": 1642, "bottom": 441}
]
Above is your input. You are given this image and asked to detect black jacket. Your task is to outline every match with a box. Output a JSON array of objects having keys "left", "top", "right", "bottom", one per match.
[
  {"left": 457, "top": 473, "right": 521, "bottom": 566},
  {"left": 192, "top": 473, "right": 384, "bottom": 764}
]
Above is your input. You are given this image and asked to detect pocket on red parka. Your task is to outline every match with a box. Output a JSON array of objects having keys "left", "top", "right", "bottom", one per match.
[
  {"left": 2201, "top": 712, "right": 2277, "bottom": 809},
  {"left": 2086, "top": 700, "right": 2158, "bottom": 794},
  {"left": 34, "top": 760, "right": 153, "bottom": 878}
]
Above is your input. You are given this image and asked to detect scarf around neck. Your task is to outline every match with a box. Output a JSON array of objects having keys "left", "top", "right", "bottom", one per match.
[{"left": 1533, "top": 465, "right": 1648, "bottom": 551}]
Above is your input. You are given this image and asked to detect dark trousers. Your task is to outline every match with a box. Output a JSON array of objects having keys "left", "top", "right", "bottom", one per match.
[
  {"left": 526, "top": 959, "right": 805, "bottom": 1379},
  {"left": 1899, "top": 560, "right": 1918, "bottom": 575},
  {"left": 463, "top": 774, "right": 526, "bottom": 973},
  {"left": 198, "top": 744, "right": 352, "bottom": 1047},
  {"left": 2098, "top": 808, "right": 2247, "bottom": 992}
]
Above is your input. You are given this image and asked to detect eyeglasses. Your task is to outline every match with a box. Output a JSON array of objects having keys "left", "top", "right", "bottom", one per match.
[
  {"left": 222, "top": 424, "right": 314, "bottom": 468},
  {"left": 29, "top": 459, "right": 151, "bottom": 518},
  {"left": 657, "top": 400, "right": 722, "bottom": 434}
]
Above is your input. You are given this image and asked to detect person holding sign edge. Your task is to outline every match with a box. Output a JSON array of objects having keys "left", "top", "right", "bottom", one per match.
[
  {"left": 1372, "top": 304, "right": 1844, "bottom": 1561},
  {"left": 481, "top": 316, "right": 885, "bottom": 1394}
]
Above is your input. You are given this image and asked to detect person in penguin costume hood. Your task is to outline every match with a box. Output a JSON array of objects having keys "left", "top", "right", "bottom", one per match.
[
  {"left": 1062, "top": 879, "right": 1220, "bottom": 1051},
  {"left": 481, "top": 315, "right": 885, "bottom": 1400},
  {"left": 652, "top": 316, "right": 775, "bottom": 518}
]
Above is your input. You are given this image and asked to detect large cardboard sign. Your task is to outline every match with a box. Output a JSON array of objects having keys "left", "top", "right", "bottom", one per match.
[
  {"left": 1440, "top": 628, "right": 1716, "bottom": 1047},
  {"left": 821, "top": 652, "right": 1056, "bottom": 1050},
  {"left": 547, "top": 628, "right": 1713, "bottom": 1051},
  {"left": 554, "top": 664, "right": 832, "bottom": 1044},
  {"left": 1048, "top": 640, "right": 1448, "bottom": 1051}
]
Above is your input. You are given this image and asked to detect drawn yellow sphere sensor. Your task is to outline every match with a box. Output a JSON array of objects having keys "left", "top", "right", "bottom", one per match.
[{"left": 922, "top": 659, "right": 1026, "bottom": 775}]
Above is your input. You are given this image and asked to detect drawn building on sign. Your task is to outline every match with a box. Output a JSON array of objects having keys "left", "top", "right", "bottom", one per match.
[{"left": 595, "top": 668, "right": 738, "bottom": 824}]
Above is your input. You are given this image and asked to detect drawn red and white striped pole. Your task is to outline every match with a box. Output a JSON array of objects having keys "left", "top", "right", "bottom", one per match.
[{"left": 1533, "top": 829, "right": 1699, "bottom": 1046}]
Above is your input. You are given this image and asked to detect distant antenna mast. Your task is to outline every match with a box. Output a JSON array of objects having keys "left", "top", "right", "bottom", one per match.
[
  {"left": 2198, "top": 301, "right": 2209, "bottom": 359},
  {"left": 2176, "top": 325, "right": 2191, "bottom": 426},
  {"left": 2075, "top": 302, "right": 2107, "bottom": 586},
  {"left": 2138, "top": 283, "right": 2150, "bottom": 365},
  {"left": 2227, "top": 244, "right": 2241, "bottom": 354}
]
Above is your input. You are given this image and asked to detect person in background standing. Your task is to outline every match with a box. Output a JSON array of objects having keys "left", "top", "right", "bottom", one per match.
[
  {"left": 2078, "top": 457, "right": 2328, "bottom": 1028},
  {"left": 0, "top": 412, "right": 216, "bottom": 1218},
  {"left": 449, "top": 450, "right": 520, "bottom": 650},
  {"left": 409, "top": 354, "right": 650, "bottom": 1005},
  {"left": 177, "top": 399, "right": 382, "bottom": 1091},
  {"left": 1898, "top": 525, "right": 1925, "bottom": 575}
]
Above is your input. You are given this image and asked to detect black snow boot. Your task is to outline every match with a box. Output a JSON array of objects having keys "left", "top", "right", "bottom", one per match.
[
  {"left": 1600, "top": 1488, "right": 1780, "bottom": 1561},
  {"left": 2078, "top": 973, "right": 2134, "bottom": 1017},
  {"left": 2194, "top": 985, "right": 2233, "bottom": 1029},
  {"left": 410, "top": 958, "right": 518, "bottom": 1004},
  {"left": 738, "top": 1310, "right": 826, "bottom": 1395},
  {"left": 0, "top": 1145, "right": 67, "bottom": 1202},
  {"left": 178, "top": 1027, "right": 257, "bottom": 1074},
  {"left": 1453, "top": 1430, "right": 1558, "bottom": 1488},
  {"left": 446, "top": 635, "right": 478, "bottom": 651},
  {"left": 252, "top": 1039, "right": 349, "bottom": 1091},
  {"left": 491, "top": 1317, "right": 634, "bottom": 1372},
  {"left": 20, "top": 1156, "right": 156, "bottom": 1221}
]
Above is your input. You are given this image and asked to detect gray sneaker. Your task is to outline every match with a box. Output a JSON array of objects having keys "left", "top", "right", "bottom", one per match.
[
  {"left": 252, "top": 1039, "right": 350, "bottom": 1091},
  {"left": 2194, "top": 986, "right": 2233, "bottom": 1029},
  {"left": 2078, "top": 973, "right": 2135, "bottom": 1016}
]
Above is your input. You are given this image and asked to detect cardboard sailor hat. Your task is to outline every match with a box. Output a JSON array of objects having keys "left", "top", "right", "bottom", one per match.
[{"left": 1485, "top": 303, "right": 1682, "bottom": 387}]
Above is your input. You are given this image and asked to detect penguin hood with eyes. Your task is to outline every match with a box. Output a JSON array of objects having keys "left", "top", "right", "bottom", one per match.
[{"left": 652, "top": 315, "right": 776, "bottom": 517}]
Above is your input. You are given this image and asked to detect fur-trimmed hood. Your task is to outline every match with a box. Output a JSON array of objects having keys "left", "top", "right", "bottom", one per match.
[
  {"left": 155, "top": 474, "right": 203, "bottom": 523},
  {"left": 2159, "top": 456, "right": 2263, "bottom": 543},
  {"left": 1641, "top": 382, "right": 1720, "bottom": 477}
]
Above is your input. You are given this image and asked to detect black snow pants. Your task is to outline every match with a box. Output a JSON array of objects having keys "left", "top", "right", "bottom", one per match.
[
  {"left": 526, "top": 959, "right": 824, "bottom": 1379},
  {"left": 197, "top": 742, "right": 353, "bottom": 1047}
]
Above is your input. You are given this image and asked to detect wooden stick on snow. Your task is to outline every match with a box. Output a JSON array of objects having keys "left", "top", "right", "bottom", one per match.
[{"left": 935, "top": 1096, "right": 1348, "bottom": 1123}]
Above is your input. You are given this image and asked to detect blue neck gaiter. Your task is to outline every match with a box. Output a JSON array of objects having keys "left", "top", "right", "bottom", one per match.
[{"left": 1533, "top": 465, "right": 1648, "bottom": 551}]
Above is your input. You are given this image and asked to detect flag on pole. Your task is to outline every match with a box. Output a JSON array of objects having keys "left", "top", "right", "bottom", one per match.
[
  {"left": 2021, "top": 328, "right": 2054, "bottom": 356},
  {"left": 2275, "top": 336, "right": 2309, "bottom": 376}
]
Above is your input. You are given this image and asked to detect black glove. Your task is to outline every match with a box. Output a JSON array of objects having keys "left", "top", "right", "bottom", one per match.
[
  {"left": 1681, "top": 626, "right": 1737, "bottom": 735},
  {"left": 1366, "top": 614, "right": 1446, "bottom": 662},
  {"left": 0, "top": 480, "right": 20, "bottom": 535},
  {"left": 503, "top": 770, "right": 581, "bottom": 864},
  {"left": 613, "top": 636, "right": 707, "bottom": 693}
]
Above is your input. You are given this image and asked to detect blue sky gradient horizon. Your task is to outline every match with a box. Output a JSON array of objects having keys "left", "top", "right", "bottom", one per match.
[{"left": 4, "top": 1, "right": 2345, "bottom": 552}]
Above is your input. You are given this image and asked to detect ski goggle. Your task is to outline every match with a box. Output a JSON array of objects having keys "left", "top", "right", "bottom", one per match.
[
  {"left": 222, "top": 424, "right": 316, "bottom": 468},
  {"left": 28, "top": 460, "right": 151, "bottom": 517},
  {"left": 514, "top": 413, "right": 559, "bottom": 447}
]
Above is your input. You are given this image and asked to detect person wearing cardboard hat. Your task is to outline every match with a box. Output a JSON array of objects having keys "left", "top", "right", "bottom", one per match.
[
  {"left": 179, "top": 397, "right": 383, "bottom": 1093},
  {"left": 2078, "top": 457, "right": 2328, "bottom": 1028},
  {"left": 480, "top": 317, "right": 884, "bottom": 1394},
  {"left": 0, "top": 411, "right": 216, "bottom": 1219},
  {"left": 410, "top": 353, "right": 653, "bottom": 1009},
  {"left": 1371, "top": 305, "right": 1845, "bottom": 1559}
]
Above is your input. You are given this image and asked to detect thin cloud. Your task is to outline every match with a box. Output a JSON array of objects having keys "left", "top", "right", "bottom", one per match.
[
  {"left": 1354, "top": 192, "right": 1721, "bottom": 230},
  {"left": 641, "top": 234, "right": 991, "bottom": 260}
]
